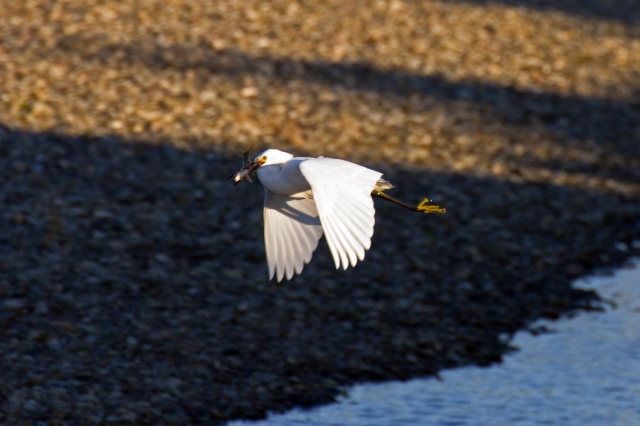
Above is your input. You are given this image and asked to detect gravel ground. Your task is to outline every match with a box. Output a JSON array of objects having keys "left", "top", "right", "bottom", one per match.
[{"left": 1, "top": 0, "right": 640, "bottom": 424}]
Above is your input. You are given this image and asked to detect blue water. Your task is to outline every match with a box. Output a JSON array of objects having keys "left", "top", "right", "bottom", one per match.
[{"left": 232, "top": 260, "right": 640, "bottom": 426}]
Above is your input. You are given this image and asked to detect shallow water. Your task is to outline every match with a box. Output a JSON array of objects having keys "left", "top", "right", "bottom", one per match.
[{"left": 232, "top": 260, "right": 640, "bottom": 426}]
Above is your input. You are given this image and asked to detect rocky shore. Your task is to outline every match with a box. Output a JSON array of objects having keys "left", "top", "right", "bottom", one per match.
[{"left": 1, "top": 0, "right": 639, "bottom": 424}]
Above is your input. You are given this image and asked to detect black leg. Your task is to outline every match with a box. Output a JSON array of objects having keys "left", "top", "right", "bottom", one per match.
[{"left": 371, "top": 190, "right": 446, "bottom": 214}]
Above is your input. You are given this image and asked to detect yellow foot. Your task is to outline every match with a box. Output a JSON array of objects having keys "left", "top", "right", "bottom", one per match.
[{"left": 417, "top": 198, "right": 446, "bottom": 214}]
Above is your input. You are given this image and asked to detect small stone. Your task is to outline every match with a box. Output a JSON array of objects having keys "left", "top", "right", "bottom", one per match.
[
  {"left": 615, "top": 242, "right": 628, "bottom": 252},
  {"left": 2, "top": 298, "right": 27, "bottom": 310},
  {"left": 240, "top": 87, "right": 259, "bottom": 98},
  {"left": 154, "top": 253, "right": 170, "bottom": 263},
  {"left": 93, "top": 209, "right": 112, "bottom": 219},
  {"left": 34, "top": 302, "right": 49, "bottom": 314},
  {"left": 22, "top": 399, "right": 46, "bottom": 415},
  {"left": 110, "top": 120, "right": 124, "bottom": 129},
  {"left": 10, "top": 213, "right": 26, "bottom": 224}
]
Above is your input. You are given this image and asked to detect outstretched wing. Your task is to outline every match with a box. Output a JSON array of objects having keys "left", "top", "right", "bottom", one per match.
[
  {"left": 264, "top": 190, "right": 324, "bottom": 282},
  {"left": 300, "top": 158, "right": 381, "bottom": 270}
]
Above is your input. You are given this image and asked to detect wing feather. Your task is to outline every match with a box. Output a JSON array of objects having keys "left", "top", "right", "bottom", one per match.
[
  {"left": 339, "top": 204, "right": 371, "bottom": 249},
  {"left": 329, "top": 210, "right": 360, "bottom": 267},
  {"left": 326, "top": 213, "right": 353, "bottom": 268},
  {"left": 263, "top": 190, "right": 323, "bottom": 281},
  {"left": 321, "top": 214, "right": 343, "bottom": 269},
  {"left": 300, "top": 158, "right": 381, "bottom": 270}
]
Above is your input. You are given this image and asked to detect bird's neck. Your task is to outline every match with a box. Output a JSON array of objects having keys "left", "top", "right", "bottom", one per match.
[{"left": 257, "top": 160, "right": 312, "bottom": 197}]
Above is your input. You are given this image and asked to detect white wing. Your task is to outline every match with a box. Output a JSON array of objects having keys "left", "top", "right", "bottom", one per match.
[
  {"left": 264, "top": 190, "right": 324, "bottom": 282},
  {"left": 300, "top": 158, "right": 381, "bottom": 270}
]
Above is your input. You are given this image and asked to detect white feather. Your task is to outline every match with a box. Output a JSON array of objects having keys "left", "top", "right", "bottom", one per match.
[
  {"left": 263, "top": 190, "right": 323, "bottom": 281},
  {"left": 299, "top": 158, "right": 381, "bottom": 270}
]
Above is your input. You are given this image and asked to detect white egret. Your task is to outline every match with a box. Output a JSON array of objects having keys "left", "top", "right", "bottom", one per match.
[{"left": 231, "top": 148, "right": 445, "bottom": 281}]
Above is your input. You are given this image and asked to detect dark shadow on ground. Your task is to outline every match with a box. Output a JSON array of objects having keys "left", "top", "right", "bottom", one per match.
[
  {"left": 0, "top": 126, "right": 639, "bottom": 424},
  {"left": 47, "top": 40, "right": 640, "bottom": 186},
  {"left": 439, "top": 0, "right": 640, "bottom": 26}
]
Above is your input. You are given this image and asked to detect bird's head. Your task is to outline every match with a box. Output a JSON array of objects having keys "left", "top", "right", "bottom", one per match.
[
  {"left": 252, "top": 149, "right": 293, "bottom": 166},
  {"left": 230, "top": 149, "right": 293, "bottom": 185}
]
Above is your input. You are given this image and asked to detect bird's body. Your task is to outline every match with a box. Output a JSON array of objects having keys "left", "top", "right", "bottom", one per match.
[{"left": 231, "top": 148, "right": 444, "bottom": 281}]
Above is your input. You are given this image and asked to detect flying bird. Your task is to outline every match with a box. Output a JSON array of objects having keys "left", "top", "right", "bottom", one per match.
[{"left": 231, "top": 148, "right": 445, "bottom": 281}]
